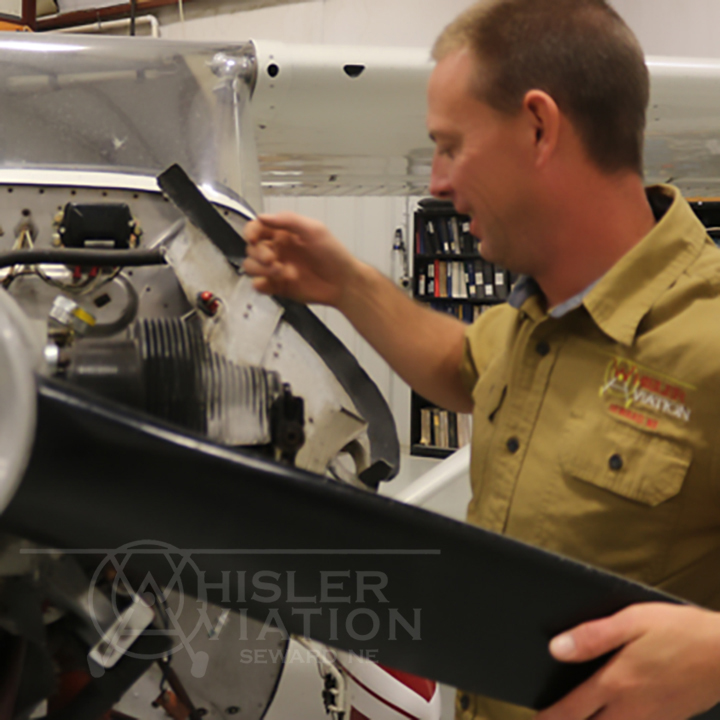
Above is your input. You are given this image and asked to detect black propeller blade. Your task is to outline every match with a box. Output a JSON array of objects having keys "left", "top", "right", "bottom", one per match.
[{"left": 3, "top": 378, "right": 717, "bottom": 716}]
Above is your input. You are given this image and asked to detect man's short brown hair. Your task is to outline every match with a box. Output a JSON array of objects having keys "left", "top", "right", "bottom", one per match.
[{"left": 433, "top": 0, "right": 649, "bottom": 175}]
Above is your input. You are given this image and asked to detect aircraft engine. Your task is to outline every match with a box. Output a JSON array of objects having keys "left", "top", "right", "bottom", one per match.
[
  {"left": 0, "top": 33, "right": 401, "bottom": 720},
  {"left": 0, "top": 180, "right": 400, "bottom": 719},
  {"left": 59, "top": 318, "right": 305, "bottom": 462}
]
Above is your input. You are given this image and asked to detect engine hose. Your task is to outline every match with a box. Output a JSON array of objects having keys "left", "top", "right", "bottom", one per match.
[{"left": 0, "top": 249, "right": 166, "bottom": 268}]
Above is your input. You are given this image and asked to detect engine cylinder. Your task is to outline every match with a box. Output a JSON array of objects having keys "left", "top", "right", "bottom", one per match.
[{"left": 66, "top": 318, "right": 284, "bottom": 447}]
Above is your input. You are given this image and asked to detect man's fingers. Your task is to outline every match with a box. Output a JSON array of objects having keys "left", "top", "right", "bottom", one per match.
[
  {"left": 550, "top": 607, "right": 645, "bottom": 663},
  {"left": 250, "top": 275, "right": 273, "bottom": 295},
  {"left": 243, "top": 239, "right": 282, "bottom": 279},
  {"left": 244, "top": 218, "right": 277, "bottom": 244},
  {"left": 245, "top": 241, "right": 277, "bottom": 265},
  {"left": 243, "top": 254, "right": 289, "bottom": 279},
  {"left": 254, "top": 212, "right": 323, "bottom": 238},
  {"left": 242, "top": 256, "right": 272, "bottom": 278}
]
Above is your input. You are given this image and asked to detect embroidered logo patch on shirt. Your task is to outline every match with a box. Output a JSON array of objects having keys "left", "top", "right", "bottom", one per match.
[{"left": 600, "top": 357, "right": 693, "bottom": 425}]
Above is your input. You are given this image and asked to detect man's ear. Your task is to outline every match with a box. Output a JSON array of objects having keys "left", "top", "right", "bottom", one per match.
[{"left": 522, "top": 90, "right": 560, "bottom": 167}]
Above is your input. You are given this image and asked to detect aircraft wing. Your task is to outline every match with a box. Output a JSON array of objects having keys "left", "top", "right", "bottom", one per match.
[
  {"left": 250, "top": 41, "right": 434, "bottom": 196},
  {"left": 645, "top": 56, "right": 720, "bottom": 197},
  {"left": 250, "top": 47, "right": 720, "bottom": 198}
]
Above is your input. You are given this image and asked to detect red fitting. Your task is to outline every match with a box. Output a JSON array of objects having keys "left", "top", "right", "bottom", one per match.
[{"left": 197, "top": 291, "right": 220, "bottom": 316}]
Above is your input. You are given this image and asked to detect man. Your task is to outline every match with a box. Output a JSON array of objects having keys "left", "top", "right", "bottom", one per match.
[{"left": 244, "top": 1, "right": 720, "bottom": 718}]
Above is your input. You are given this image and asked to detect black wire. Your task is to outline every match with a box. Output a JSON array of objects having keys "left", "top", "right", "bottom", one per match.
[
  {"left": 155, "top": 594, "right": 172, "bottom": 692},
  {"left": 158, "top": 656, "right": 172, "bottom": 693},
  {"left": 0, "top": 249, "right": 166, "bottom": 269}
]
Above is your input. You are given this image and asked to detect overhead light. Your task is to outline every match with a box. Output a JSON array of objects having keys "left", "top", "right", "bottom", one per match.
[
  {"left": 647, "top": 58, "right": 720, "bottom": 71},
  {"left": 0, "top": 40, "right": 87, "bottom": 53}
]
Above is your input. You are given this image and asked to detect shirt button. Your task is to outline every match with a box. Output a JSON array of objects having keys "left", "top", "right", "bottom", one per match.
[
  {"left": 609, "top": 453, "right": 623, "bottom": 471},
  {"left": 460, "top": 694, "right": 470, "bottom": 711},
  {"left": 506, "top": 437, "right": 520, "bottom": 453},
  {"left": 535, "top": 341, "right": 550, "bottom": 356}
]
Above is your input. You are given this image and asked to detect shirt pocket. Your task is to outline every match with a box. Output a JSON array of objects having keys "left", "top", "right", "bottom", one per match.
[{"left": 559, "top": 413, "right": 693, "bottom": 507}]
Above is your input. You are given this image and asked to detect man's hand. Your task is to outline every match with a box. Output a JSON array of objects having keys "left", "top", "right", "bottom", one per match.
[
  {"left": 243, "top": 213, "right": 360, "bottom": 308},
  {"left": 536, "top": 603, "right": 720, "bottom": 720},
  {"left": 243, "top": 210, "right": 472, "bottom": 412}
]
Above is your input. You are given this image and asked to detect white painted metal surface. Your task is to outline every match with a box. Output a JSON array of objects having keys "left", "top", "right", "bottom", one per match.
[
  {"left": 0, "top": 290, "right": 37, "bottom": 513},
  {"left": 8, "top": 36, "right": 720, "bottom": 200},
  {"left": 263, "top": 194, "right": 414, "bottom": 446},
  {"left": 0, "top": 168, "right": 257, "bottom": 219},
  {"left": 0, "top": 34, "right": 263, "bottom": 211},
  {"left": 395, "top": 445, "right": 470, "bottom": 507},
  {"left": 336, "top": 650, "right": 441, "bottom": 720},
  {"left": 251, "top": 41, "right": 434, "bottom": 196},
  {"left": 162, "top": 219, "right": 377, "bottom": 474},
  {"left": 248, "top": 45, "right": 720, "bottom": 198},
  {"left": 645, "top": 56, "right": 720, "bottom": 195}
]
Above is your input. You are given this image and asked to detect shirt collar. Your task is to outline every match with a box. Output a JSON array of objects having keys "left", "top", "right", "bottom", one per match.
[
  {"left": 508, "top": 185, "right": 709, "bottom": 344},
  {"left": 508, "top": 275, "right": 540, "bottom": 310},
  {"left": 550, "top": 278, "right": 600, "bottom": 318},
  {"left": 583, "top": 185, "right": 708, "bottom": 345},
  {"left": 508, "top": 275, "right": 598, "bottom": 319}
]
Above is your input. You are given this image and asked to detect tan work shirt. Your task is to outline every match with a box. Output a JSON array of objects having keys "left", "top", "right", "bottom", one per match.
[{"left": 457, "top": 185, "right": 720, "bottom": 720}]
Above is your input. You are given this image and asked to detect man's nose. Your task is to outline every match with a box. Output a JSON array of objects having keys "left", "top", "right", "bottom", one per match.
[{"left": 429, "top": 155, "right": 452, "bottom": 199}]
